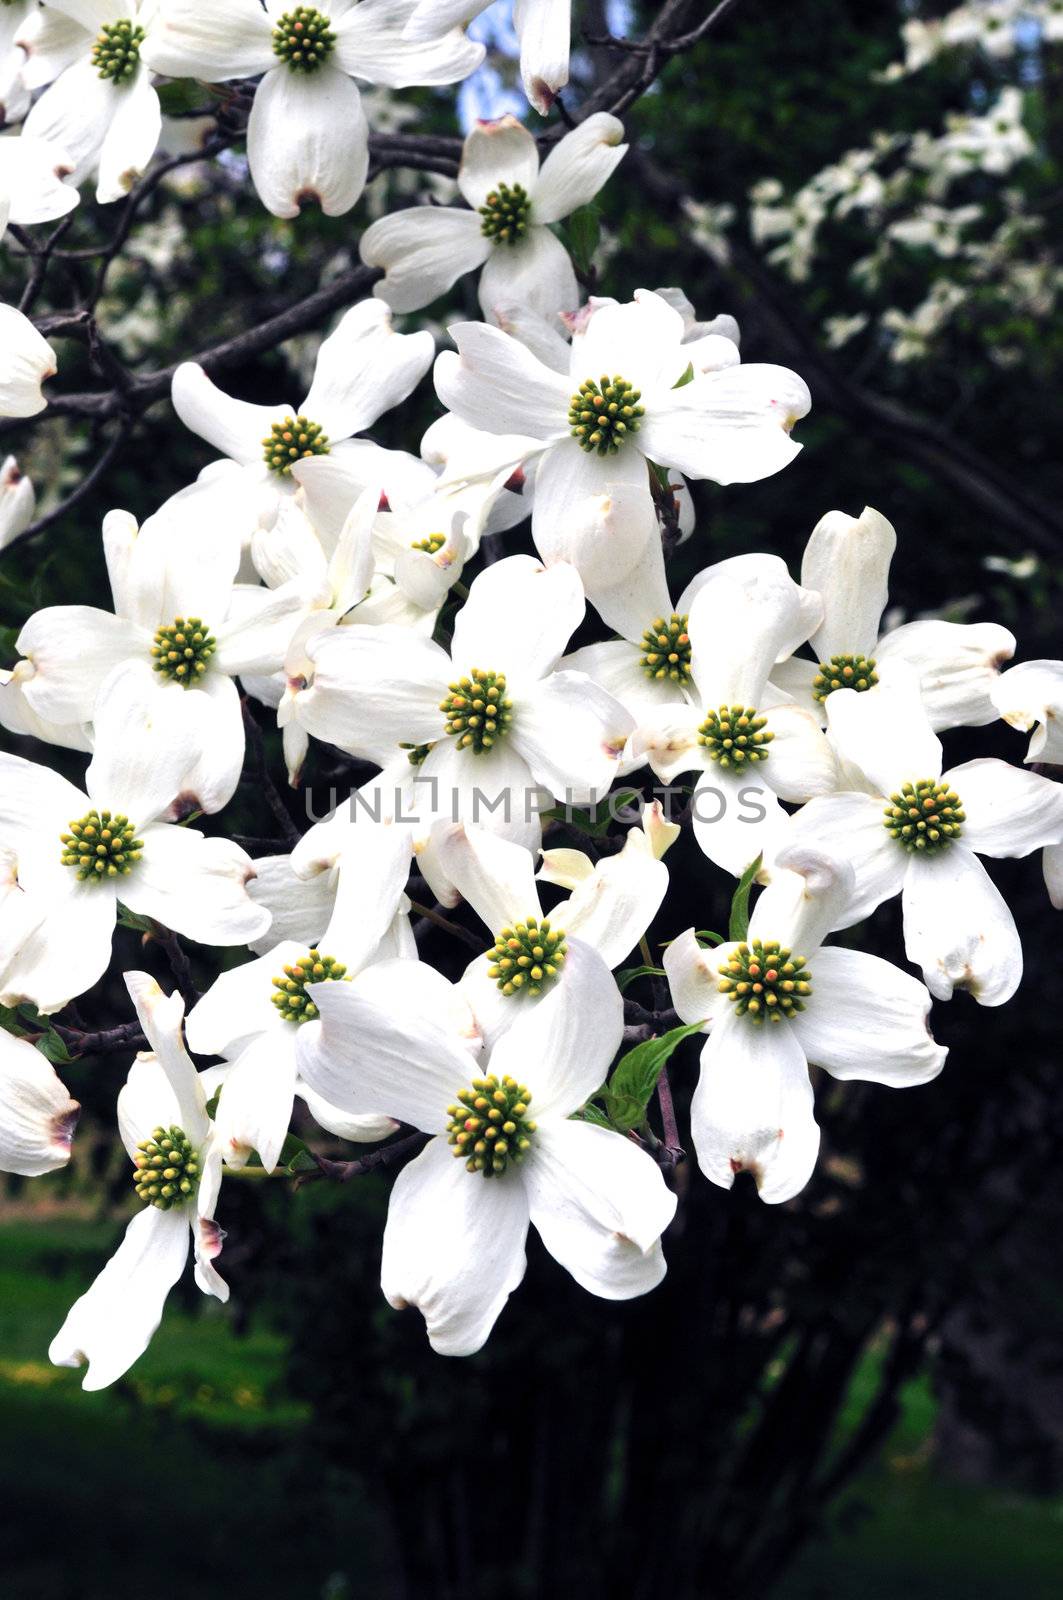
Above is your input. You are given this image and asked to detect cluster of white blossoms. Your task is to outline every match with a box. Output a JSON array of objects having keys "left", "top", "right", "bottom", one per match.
[{"left": 0, "top": 0, "right": 1061, "bottom": 1389}]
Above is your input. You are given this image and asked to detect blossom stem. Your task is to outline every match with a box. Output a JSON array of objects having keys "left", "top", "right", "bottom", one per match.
[
  {"left": 305, "top": 1130, "right": 427, "bottom": 1184},
  {"left": 409, "top": 900, "right": 483, "bottom": 951}
]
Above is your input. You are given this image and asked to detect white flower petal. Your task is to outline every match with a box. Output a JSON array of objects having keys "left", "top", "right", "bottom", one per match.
[
  {"left": 902, "top": 846, "right": 1022, "bottom": 1006},
  {"left": 514, "top": 0, "right": 570, "bottom": 112},
  {"left": 793, "top": 947, "right": 946, "bottom": 1086},
  {"left": 435, "top": 320, "right": 569, "bottom": 440},
  {"left": 532, "top": 112, "right": 626, "bottom": 224},
  {"left": 86, "top": 660, "right": 196, "bottom": 822},
  {"left": 304, "top": 299, "right": 434, "bottom": 439},
  {"left": 451, "top": 553, "right": 584, "bottom": 685},
  {"left": 296, "top": 961, "right": 479, "bottom": 1130},
  {"left": 782, "top": 793, "right": 906, "bottom": 926},
  {"left": 690, "top": 1007, "right": 819, "bottom": 1204},
  {"left": 763, "top": 703, "right": 841, "bottom": 802},
  {"left": 690, "top": 765, "right": 789, "bottom": 880},
  {"left": 0, "top": 133, "right": 80, "bottom": 226},
  {"left": 432, "top": 822, "right": 540, "bottom": 935},
  {"left": 561, "top": 828, "right": 668, "bottom": 968},
  {"left": 0, "top": 455, "right": 35, "bottom": 551},
  {"left": 247, "top": 62, "right": 368, "bottom": 219},
  {"left": 22, "top": 55, "right": 112, "bottom": 188},
  {"left": 361, "top": 205, "right": 490, "bottom": 314},
  {"left": 457, "top": 113, "right": 539, "bottom": 208},
  {"left": 0, "top": 881, "right": 115, "bottom": 1016},
  {"left": 49, "top": 1205, "right": 190, "bottom": 1390},
  {"left": 991, "top": 659, "right": 1063, "bottom": 764},
  {"left": 825, "top": 668, "right": 942, "bottom": 798},
  {"left": 303, "top": 623, "right": 449, "bottom": 756},
  {"left": 529, "top": 436, "right": 653, "bottom": 591},
  {"left": 639, "top": 365, "right": 810, "bottom": 485},
  {"left": 416, "top": 734, "right": 543, "bottom": 855},
  {"left": 171, "top": 362, "right": 291, "bottom": 466},
  {"left": 96, "top": 67, "right": 161, "bottom": 204},
  {"left": 749, "top": 844, "right": 857, "bottom": 954},
  {"left": 574, "top": 289, "right": 687, "bottom": 395},
  {"left": 140, "top": 0, "right": 275, "bottom": 80},
  {"left": 511, "top": 669, "right": 632, "bottom": 802},
  {"left": 0, "top": 1030, "right": 79, "bottom": 1176},
  {"left": 1043, "top": 842, "right": 1063, "bottom": 909},
  {"left": 381, "top": 1135, "right": 528, "bottom": 1355},
  {"left": 214, "top": 1031, "right": 298, "bottom": 1173},
  {"left": 334, "top": 0, "right": 485, "bottom": 86},
  {"left": 17, "top": 605, "right": 142, "bottom": 723},
  {"left": 121, "top": 827, "right": 270, "bottom": 947},
  {"left": 800, "top": 506, "right": 895, "bottom": 662},
  {"left": 524, "top": 1120, "right": 674, "bottom": 1298},
  {"left": 478, "top": 224, "right": 579, "bottom": 324},
  {"left": 247, "top": 855, "right": 338, "bottom": 954},
  {"left": 0, "top": 303, "right": 56, "bottom": 419},
  {"left": 295, "top": 1081, "right": 396, "bottom": 1145},
  {"left": 945, "top": 757, "right": 1063, "bottom": 859},
  {"left": 688, "top": 571, "right": 811, "bottom": 709},
  {"left": 487, "top": 937, "right": 623, "bottom": 1120},
  {"left": 875, "top": 620, "right": 1016, "bottom": 730},
  {"left": 123, "top": 971, "right": 209, "bottom": 1141},
  {"left": 186, "top": 945, "right": 301, "bottom": 1059}
]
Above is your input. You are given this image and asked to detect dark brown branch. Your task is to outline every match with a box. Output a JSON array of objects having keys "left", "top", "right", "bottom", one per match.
[{"left": 306, "top": 1129, "right": 427, "bottom": 1184}]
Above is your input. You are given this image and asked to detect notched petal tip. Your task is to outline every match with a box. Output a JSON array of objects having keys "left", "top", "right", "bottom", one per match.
[{"left": 51, "top": 1103, "right": 81, "bottom": 1159}]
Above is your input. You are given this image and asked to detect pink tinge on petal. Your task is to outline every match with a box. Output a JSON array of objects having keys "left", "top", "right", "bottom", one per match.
[
  {"left": 51, "top": 1104, "right": 81, "bottom": 1159},
  {"left": 198, "top": 1216, "right": 226, "bottom": 1263}
]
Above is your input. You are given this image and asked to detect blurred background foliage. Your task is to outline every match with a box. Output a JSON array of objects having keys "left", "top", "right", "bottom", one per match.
[{"left": 2, "top": 1, "right": 1062, "bottom": 1596}]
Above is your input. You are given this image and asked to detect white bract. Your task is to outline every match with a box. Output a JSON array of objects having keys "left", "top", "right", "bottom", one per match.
[
  {"left": 991, "top": 658, "right": 1063, "bottom": 765},
  {"left": 0, "top": 303, "right": 56, "bottom": 419},
  {"left": 289, "top": 553, "right": 634, "bottom": 852},
  {"left": 773, "top": 504, "right": 1016, "bottom": 729},
  {"left": 360, "top": 112, "right": 627, "bottom": 322},
  {"left": 50, "top": 972, "right": 228, "bottom": 1390},
  {"left": 143, "top": 0, "right": 484, "bottom": 218},
  {"left": 22, "top": 0, "right": 162, "bottom": 204},
  {"left": 434, "top": 289, "right": 809, "bottom": 602},
  {"left": 0, "top": 456, "right": 34, "bottom": 552},
  {"left": 630, "top": 566, "right": 837, "bottom": 877},
  {"left": 297, "top": 940, "right": 676, "bottom": 1354},
  {"left": 432, "top": 809, "right": 671, "bottom": 1046},
  {"left": 0, "top": 1027, "right": 80, "bottom": 1177},
  {"left": 15, "top": 484, "right": 308, "bottom": 814},
  {"left": 185, "top": 818, "right": 414, "bottom": 1172},
  {"left": 665, "top": 847, "right": 947, "bottom": 1204},
  {"left": 0, "top": 662, "right": 270, "bottom": 1013},
  {"left": 787, "top": 668, "right": 1063, "bottom": 1005},
  {"left": 403, "top": 0, "right": 570, "bottom": 114}
]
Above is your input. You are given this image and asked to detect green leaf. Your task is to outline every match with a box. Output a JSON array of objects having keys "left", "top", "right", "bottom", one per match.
[
  {"left": 602, "top": 1021, "right": 705, "bottom": 1133},
  {"left": 573, "top": 1102, "right": 613, "bottom": 1129},
  {"left": 116, "top": 903, "right": 154, "bottom": 932},
  {"left": 673, "top": 361, "right": 696, "bottom": 388},
  {"left": 728, "top": 854, "right": 763, "bottom": 941},
  {"left": 564, "top": 203, "right": 601, "bottom": 276},
  {"left": 203, "top": 1090, "right": 221, "bottom": 1121},
  {"left": 616, "top": 963, "right": 666, "bottom": 993},
  {"left": 695, "top": 929, "right": 724, "bottom": 946},
  {"left": 540, "top": 789, "right": 640, "bottom": 838},
  {"left": 15, "top": 1004, "right": 74, "bottom": 1064}
]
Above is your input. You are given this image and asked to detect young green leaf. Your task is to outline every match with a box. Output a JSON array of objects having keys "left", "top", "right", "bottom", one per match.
[
  {"left": 603, "top": 1021, "right": 705, "bottom": 1133},
  {"left": 728, "top": 854, "right": 763, "bottom": 941}
]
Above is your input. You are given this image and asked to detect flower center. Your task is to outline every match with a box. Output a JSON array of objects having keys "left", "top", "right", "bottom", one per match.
[
  {"left": 446, "top": 1073, "right": 536, "bottom": 1178},
  {"left": 60, "top": 810, "right": 143, "bottom": 882},
  {"left": 151, "top": 616, "right": 217, "bottom": 686},
  {"left": 262, "top": 414, "right": 331, "bottom": 476},
  {"left": 440, "top": 668, "right": 513, "bottom": 753},
  {"left": 718, "top": 940, "right": 812, "bottom": 1024},
  {"left": 411, "top": 532, "right": 445, "bottom": 554},
  {"left": 91, "top": 19, "right": 145, "bottom": 83},
  {"left": 271, "top": 6, "right": 337, "bottom": 72},
  {"left": 486, "top": 915, "right": 567, "bottom": 998},
  {"left": 883, "top": 779, "right": 965, "bottom": 854},
  {"left": 569, "top": 374, "right": 645, "bottom": 455},
  {"left": 478, "top": 182, "right": 532, "bottom": 245},
  {"left": 697, "top": 704, "right": 773, "bottom": 767},
  {"left": 271, "top": 948, "right": 351, "bottom": 1023},
  {"left": 640, "top": 613, "right": 692, "bottom": 683},
  {"left": 133, "top": 1126, "right": 200, "bottom": 1210},
  {"left": 812, "top": 653, "right": 879, "bottom": 703}
]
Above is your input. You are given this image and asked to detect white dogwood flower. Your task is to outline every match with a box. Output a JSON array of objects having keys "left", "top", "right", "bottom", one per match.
[
  {"left": 434, "top": 289, "right": 809, "bottom": 597},
  {"left": 291, "top": 554, "right": 634, "bottom": 852},
  {"left": 21, "top": 1, "right": 162, "bottom": 204},
  {"left": 787, "top": 668, "right": 1063, "bottom": 1004},
  {"left": 664, "top": 846, "right": 947, "bottom": 1204},
  {"left": 170, "top": 300, "right": 434, "bottom": 554},
  {"left": 185, "top": 818, "right": 414, "bottom": 1172},
  {"left": 631, "top": 567, "right": 837, "bottom": 877},
  {"left": 0, "top": 303, "right": 56, "bottom": 418},
  {"left": 361, "top": 112, "right": 626, "bottom": 321},
  {"left": 143, "top": 0, "right": 483, "bottom": 218},
  {"left": 431, "top": 811, "right": 669, "bottom": 1046},
  {"left": 0, "top": 134, "right": 81, "bottom": 230},
  {"left": 0, "top": 0, "right": 36, "bottom": 123},
  {"left": 15, "top": 485, "right": 308, "bottom": 814},
  {"left": 50, "top": 972, "right": 228, "bottom": 1390},
  {"left": 297, "top": 940, "right": 676, "bottom": 1354},
  {"left": 773, "top": 504, "right": 1016, "bottom": 728},
  {"left": 0, "top": 1027, "right": 80, "bottom": 1177},
  {"left": 0, "top": 662, "right": 270, "bottom": 1014},
  {"left": 403, "top": 0, "right": 570, "bottom": 114}
]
